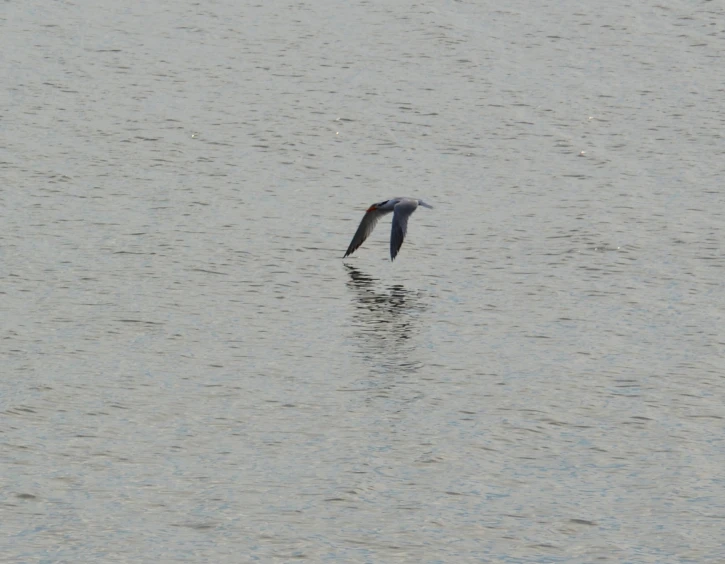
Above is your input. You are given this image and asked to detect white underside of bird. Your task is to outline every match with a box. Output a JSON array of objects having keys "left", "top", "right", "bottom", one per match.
[{"left": 343, "top": 197, "right": 433, "bottom": 261}]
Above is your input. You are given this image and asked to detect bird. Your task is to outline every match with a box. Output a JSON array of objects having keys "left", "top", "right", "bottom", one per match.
[{"left": 343, "top": 197, "right": 433, "bottom": 261}]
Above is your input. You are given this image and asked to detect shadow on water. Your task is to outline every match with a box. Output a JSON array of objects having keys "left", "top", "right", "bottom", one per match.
[{"left": 344, "top": 264, "right": 426, "bottom": 377}]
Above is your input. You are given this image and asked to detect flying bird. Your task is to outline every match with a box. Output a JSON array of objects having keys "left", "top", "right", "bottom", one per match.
[{"left": 343, "top": 197, "right": 433, "bottom": 261}]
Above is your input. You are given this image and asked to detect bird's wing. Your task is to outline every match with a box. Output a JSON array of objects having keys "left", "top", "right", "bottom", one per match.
[
  {"left": 344, "top": 207, "right": 392, "bottom": 258},
  {"left": 390, "top": 199, "right": 419, "bottom": 261}
]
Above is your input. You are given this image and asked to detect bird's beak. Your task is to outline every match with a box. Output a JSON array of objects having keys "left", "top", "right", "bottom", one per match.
[{"left": 366, "top": 204, "right": 377, "bottom": 212}]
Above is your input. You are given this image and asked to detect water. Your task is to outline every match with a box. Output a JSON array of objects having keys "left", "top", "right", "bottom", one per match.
[{"left": 3, "top": 0, "right": 725, "bottom": 561}]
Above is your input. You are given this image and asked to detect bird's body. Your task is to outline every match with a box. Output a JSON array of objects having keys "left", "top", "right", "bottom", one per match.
[{"left": 343, "top": 197, "right": 433, "bottom": 261}]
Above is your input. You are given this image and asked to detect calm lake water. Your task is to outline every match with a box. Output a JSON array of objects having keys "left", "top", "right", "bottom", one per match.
[{"left": 3, "top": 0, "right": 725, "bottom": 561}]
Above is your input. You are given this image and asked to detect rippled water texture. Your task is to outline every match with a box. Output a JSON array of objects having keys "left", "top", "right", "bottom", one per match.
[{"left": 3, "top": 0, "right": 725, "bottom": 561}]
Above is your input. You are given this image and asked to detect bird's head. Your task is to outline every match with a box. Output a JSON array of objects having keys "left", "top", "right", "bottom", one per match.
[{"left": 367, "top": 199, "right": 389, "bottom": 212}]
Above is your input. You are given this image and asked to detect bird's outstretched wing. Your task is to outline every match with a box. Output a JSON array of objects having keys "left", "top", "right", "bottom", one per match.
[
  {"left": 343, "top": 207, "right": 392, "bottom": 258},
  {"left": 390, "top": 199, "right": 419, "bottom": 261}
]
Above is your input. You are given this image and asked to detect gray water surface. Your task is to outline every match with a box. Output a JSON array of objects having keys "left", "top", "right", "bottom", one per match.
[{"left": 3, "top": 0, "right": 725, "bottom": 561}]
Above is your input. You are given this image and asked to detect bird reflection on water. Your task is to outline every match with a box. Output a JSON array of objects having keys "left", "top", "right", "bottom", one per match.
[{"left": 344, "top": 264, "right": 426, "bottom": 376}]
